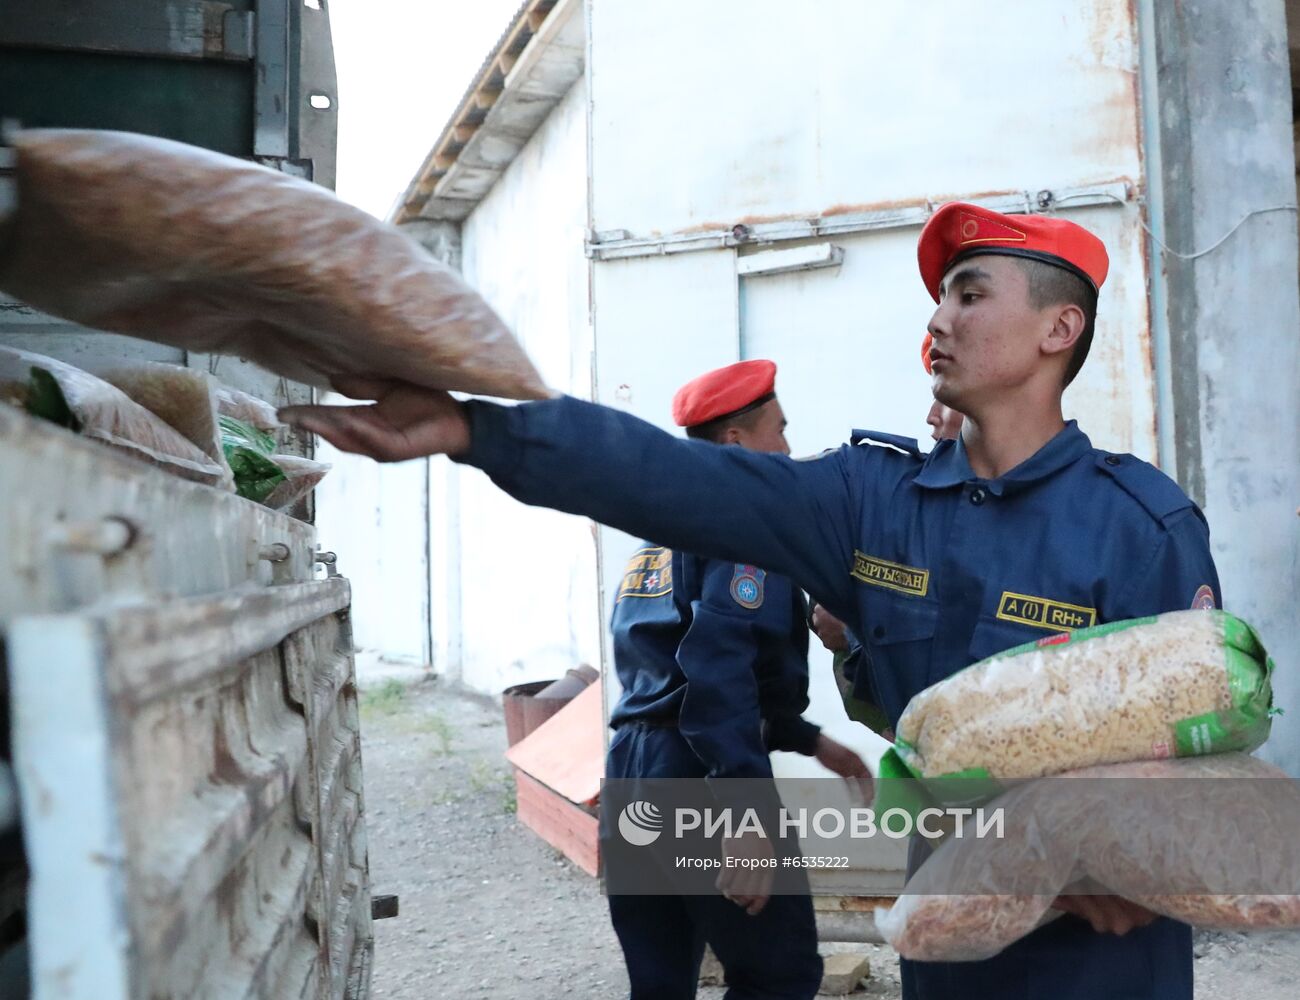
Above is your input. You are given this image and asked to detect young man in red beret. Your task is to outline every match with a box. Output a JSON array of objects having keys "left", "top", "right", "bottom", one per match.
[
  {"left": 284, "top": 203, "right": 1219, "bottom": 1000},
  {"left": 601, "top": 359, "right": 867, "bottom": 999}
]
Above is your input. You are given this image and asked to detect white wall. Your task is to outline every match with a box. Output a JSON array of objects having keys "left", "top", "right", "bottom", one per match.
[
  {"left": 314, "top": 443, "right": 430, "bottom": 666},
  {"left": 586, "top": 0, "right": 1152, "bottom": 748},
  {"left": 443, "top": 77, "right": 601, "bottom": 695},
  {"left": 588, "top": 0, "right": 1142, "bottom": 237}
]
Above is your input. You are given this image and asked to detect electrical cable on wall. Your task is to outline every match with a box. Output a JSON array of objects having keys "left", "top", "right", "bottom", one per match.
[{"left": 1053, "top": 190, "right": 1298, "bottom": 261}]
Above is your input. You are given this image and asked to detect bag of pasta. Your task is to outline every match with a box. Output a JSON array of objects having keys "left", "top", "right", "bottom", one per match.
[{"left": 876, "top": 610, "right": 1273, "bottom": 816}]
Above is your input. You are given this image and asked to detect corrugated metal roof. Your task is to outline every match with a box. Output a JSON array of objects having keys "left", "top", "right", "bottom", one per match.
[{"left": 392, "top": 0, "right": 584, "bottom": 224}]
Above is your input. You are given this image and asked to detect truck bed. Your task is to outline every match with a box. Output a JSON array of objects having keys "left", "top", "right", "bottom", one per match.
[{"left": 0, "top": 403, "right": 373, "bottom": 999}]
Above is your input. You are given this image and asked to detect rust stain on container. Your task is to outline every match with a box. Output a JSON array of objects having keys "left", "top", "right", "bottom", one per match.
[{"left": 1072, "top": 0, "right": 1143, "bottom": 165}]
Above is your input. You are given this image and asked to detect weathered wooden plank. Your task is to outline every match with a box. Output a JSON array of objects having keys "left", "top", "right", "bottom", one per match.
[
  {"left": 100, "top": 580, "right": 351, "bottom": 705},
  {"left": 0, "top": 405, "right": 318, "bottom": 621}
]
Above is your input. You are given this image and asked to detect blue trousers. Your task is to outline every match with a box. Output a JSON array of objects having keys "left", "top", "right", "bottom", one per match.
[{"left": 606, "top": 724, "right": 823, "bottom": 1000}]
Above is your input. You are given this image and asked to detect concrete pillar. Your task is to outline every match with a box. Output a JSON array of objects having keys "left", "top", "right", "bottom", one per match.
[{"left": 1147, "top": 0, "right": 1300, "bottom": 773}]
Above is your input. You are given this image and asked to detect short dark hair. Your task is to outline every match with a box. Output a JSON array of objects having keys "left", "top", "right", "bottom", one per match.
[
  {"left": 685, "top": 405, "right": 766, "bottom": 443},
  {"left": 1015, "top": 257, "right": 1098, "bottom": 386}
]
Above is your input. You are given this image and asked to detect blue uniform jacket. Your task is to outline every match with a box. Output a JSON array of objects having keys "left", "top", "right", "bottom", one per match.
[
  {"left": 460, "top": 397, "right": 1219, "bottom": 721},
  {"left": 459, "top": 395, "right": 1220, "bottom": 1000},
  {"left": 609, "top": 544, "right": 821, "bottom": 780}
]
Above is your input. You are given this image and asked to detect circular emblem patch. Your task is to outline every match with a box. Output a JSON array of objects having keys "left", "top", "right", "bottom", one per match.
[
  {"left": 730, "top": 564, "right": 765, "bottom": 609},
  {"left": 1190, "top": 584, "right": 1216, "bottom": 610}
]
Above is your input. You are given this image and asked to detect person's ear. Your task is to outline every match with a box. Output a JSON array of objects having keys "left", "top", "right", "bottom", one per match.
[
  {"left": 722, "top": 425, "right": 743, "bottom": 446},
  {"left": 1042, "top": 303, "right": 1085, "bottom": 358}
]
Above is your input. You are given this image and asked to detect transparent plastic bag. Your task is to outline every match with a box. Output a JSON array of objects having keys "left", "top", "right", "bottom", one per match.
[
  {"left": 99, "top": 361, "right": 235, "bottom": 491},
  {"left": 0, "top": 128, "right": 551, "bottom": 401},
  {"left": 0, "top": 347, "right": 227, "bottom": 485},
  {"left": 876, "top": 754, "right": 1300, "bottom": 961},
  {"left": 262, "top": 454, "right": 329, "bottom": 512},
  {"left": 219, "top": 415, "right": 286, "bottom": 503},
  {"left": 878, "top": 611, "right": 1273, "bottom": 816},
  {"left": 214, "top": 385, "right": 282, "bottom": 434}
]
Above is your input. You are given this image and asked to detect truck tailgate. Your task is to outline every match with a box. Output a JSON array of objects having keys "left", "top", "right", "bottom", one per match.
[{"left": 1, "top": 404, "right": 373, "bottom": 999}]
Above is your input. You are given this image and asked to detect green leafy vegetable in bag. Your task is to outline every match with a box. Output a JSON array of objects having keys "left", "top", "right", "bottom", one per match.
[{"left": 220, "top": 414, "right": 285, "bottom": 502}]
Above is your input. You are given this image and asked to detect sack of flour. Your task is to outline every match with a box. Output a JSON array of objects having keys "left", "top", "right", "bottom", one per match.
[
  {"left": 0, "top": 128, "right": 550, "bottom": 401},
  {"left": 876, "top": 611, "right": 1273, "bottom": 815},
  {"left": 876, "top": 754, "right": 1300, "bottom": 962},
  {"left": 0, "top": 347, "right": 227, "bottom": 485}
]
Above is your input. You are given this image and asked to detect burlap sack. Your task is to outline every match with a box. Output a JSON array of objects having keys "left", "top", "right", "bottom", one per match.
[{"left": 0, "top": 129, "right": 550, "bottom": 400}]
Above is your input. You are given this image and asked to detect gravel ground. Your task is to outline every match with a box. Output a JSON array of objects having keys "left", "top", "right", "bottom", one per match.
[{"left": 358, "top": 676, "right": 1300, "bottom": 999}]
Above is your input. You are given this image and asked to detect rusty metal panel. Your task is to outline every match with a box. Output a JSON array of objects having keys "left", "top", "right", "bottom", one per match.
[{"left": 0, "top": 406, "right": 371, "bottom": 999}]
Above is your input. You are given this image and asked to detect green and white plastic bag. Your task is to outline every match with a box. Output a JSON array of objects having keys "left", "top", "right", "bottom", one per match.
[{"left": 875, "top": 610, "right": 1275, "bottom": 819}]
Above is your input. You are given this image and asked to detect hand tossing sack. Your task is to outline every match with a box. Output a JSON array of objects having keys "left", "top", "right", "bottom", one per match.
[{"left": 0, "top": 128, "right": 550, "bottom": 401}]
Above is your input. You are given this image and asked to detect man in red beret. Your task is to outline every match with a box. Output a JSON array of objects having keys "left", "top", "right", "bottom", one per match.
[
  {"left": 284, "top": 203, "right": 1219, "bottom": 1000},
  {"left": 598, "top": 359, "right": 868, "bottom": 999}
]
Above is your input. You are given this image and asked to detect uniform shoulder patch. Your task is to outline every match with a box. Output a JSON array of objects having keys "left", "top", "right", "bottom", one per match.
[
  {"left": 729, "top": 564, "right": 766, "bottom": 609},
  {"left": 616, "top": 546, "right": 673, "bottom": 601},
  {"left": 1096, "top": 453, "right": 1197, "bottom": 525},
  {"left": 1190, "top": 584, "right": 1217, "bottom": 610},
  {"left": 850, "top": 429, "right": 925, "bottom": 458}
]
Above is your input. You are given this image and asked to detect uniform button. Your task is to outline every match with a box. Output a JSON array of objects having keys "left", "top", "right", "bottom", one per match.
[
  {"left": 970, "top": 487, "right": 987, "bottom": 506},
  {"left": 872, "top": 625, "right": 886, "bottom": 640},
  {"left": 1105, "top": 455, "right": 1121, "bottom": 467}
]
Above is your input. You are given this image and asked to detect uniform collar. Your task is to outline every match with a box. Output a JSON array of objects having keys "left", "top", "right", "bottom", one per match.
[{"left": 913, "top": 420, "right": 1091, "bottom": 495}]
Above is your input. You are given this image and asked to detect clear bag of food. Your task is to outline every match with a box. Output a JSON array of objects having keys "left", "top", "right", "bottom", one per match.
[
  {"left": 0, "top": 347, "right": 227, "bottom": 485},
  {"left": 876, "top": 611, "right": 1274, "bottom": 817},
  {"left": 0, "top": 128, "right": 551, "bottom": 401},
  {"left": 876, "top": 754, "right": 1300, "bottom": 962}
]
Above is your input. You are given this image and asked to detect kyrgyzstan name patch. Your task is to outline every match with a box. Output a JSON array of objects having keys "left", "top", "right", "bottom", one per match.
[
  {"left": 616, "top": 546, "right": 673, "bottom": 600},
  {"left": 996, "top": 591, "right": 1096, "bottom": 631},
  {"left": 850, "top": 551, "right": 929, "bottom": 598}
]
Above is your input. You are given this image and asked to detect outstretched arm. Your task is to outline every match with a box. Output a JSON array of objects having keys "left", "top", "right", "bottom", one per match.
[{"left": 282, "top": 380, "right": 864, "bottom": 619}]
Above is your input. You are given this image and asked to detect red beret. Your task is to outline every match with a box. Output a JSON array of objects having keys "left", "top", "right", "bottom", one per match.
[
  {"left": 917, "top": 202, "right": 1109, "bottom": 303},
  {"left": 672, "top": 359, "right": 777, "bottom": 428}
]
